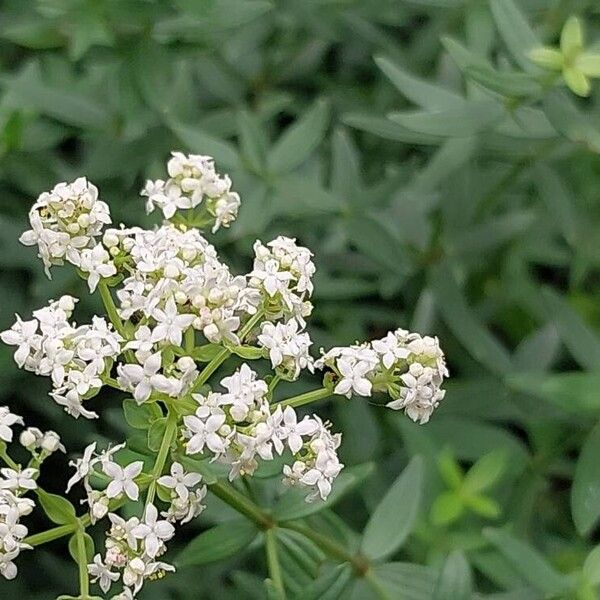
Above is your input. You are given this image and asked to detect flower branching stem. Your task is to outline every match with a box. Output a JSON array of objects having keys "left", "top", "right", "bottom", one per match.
[
  {"left": 75, "top": 527, "right": 90, "bottom": 598},
  {"left": 145, "top": 408, "right": 178, "bottom": 507},
  {"left": 276, "top": 387, "right": 332, "bottom": 409},
  {"left": 265, "top": 528, "right": 286, "bottom": 598}
]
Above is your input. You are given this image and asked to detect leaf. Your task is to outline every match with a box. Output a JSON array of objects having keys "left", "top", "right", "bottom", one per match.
[
  {"left": 433, "top": 552, "right": 472, "bottom": 600},
  {"left": 463, "top": 450, "right": 507, "bottom": 495},
  {"left": 331, "top": 128, "right": 362, "bottom": 203},
  {"left": 168, "top": 120, "right": 240, "bottom": 169},
  {"left": 192, "top": 343, "right": 224, "bottom": 362},
  {"left": 230, "top": 345, "right": 264, "bottom": 360},
  {"left": 274, "top": 463, "right": 374, "bottom": 521},
  {"left": 583, "top": 545, "right": 600, "bottom": 585},
  {"left": 507, "top": 372, "right": 600, "bottom": 414},
  {"left": 512, "top": 325, "right": 560, "bottom": 373},
  {"left": 176, "top": 520, "right": 258, "bottom": 567},
  {"left": 465, "top": 64, "right": 543, "bottom": 97},
  {"left": 429, "top": 264, "right": 512, "bottom": 375},
  {"left": 267, "top": 99, "right": 330, "bottom": 174},
  {"left": 431, "top": 491, "right": 464, "bottom": 526},
  {"left": 389, "top": 100, "right": 504, "bottom": 137},
  {"left": 237, "top": 109, "right": 267, "bottom": 173},
  {"left": 371, "top": 562, "right": 438, "bottom": 599},
  {"left": 572, "top": 422, "right": 600, "bottom": 536},
  {"left": 37, "top": 489, "right": 78, "bottom": 525},
  {"left": 542, "top": 90, "right": 600, "bottom": 153},
  {"left": 147, "top": 417, "right": 167, "bottom": 452},
  {"left": 540, "top": 287, "right": 600, "bottom": 370},
  {"left": 123, "top": 399, "right": 163, "bottom": 430},
  {"left": 489, "top": 0, "right": 541, "bottom": 73},
  {"left": 302, "top": 564, "right": 353, "bottom": 600},
  {"left": 68, "top": 532, "right": 94, "bottom": 563},
  {"left": 483, "top": 528, "right": 571, "bottom": 595},
  {"left": 343, "top": 113, "right": 443, "bottom": 145},
  {"left": 360, "top": 456, "right": 424, "bottom": 561},
  {"left": 374, "top": 55, "right": 464, "bottom": 110}
]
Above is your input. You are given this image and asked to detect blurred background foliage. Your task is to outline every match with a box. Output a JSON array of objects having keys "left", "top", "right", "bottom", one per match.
[{"left": 3, "top": 0, "right": 600, "bottom": 598}]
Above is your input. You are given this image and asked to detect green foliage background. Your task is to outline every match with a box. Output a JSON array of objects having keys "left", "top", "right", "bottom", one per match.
[{"left": 2, "top": 0, "right": 600, "bottom": 598}]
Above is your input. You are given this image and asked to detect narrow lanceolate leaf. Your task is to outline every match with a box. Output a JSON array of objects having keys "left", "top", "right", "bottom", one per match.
[
  {"left": 374, "top": 55, "right": 464, "bottom": 110},
  {"left": 388, "top": 100, "right": 504, "bottom": 137},
  {"left": 360, "top": 456, "right": 424, "bottom": 561},
  {"left": 433, "top": 552, "right": 473, "bottom": 600},
  {"left": 489, "top": 0, "right": 541, "bottom": 73},
  {"left": 37, "top": 489, "right": 78, "bottom": 525},
  {"left": 371, "top": 562, "right": 438, "bottom": 599},
  {"left": 483, "top": 529, "right": 571, "bottom": 595},
  {"left": 507, "top": 372, "right": 600, "bottom": 414},
  {"left": 429, "top": 264, "right": 512, "bottom": 376},
  {"left": 168, "top": 120, "right": 240, "bottom": 169},
  {"left": 540, "top": 287, "right": 600, "bottom": 370},
  {"left": 343, "top": 113, "right": 444, "bottom": 145},
  {"left": 267, "top": 99, "right": 330, "bottom": 174},
  {"left": 572, "top": 422, "right": 600, "bottom": 536},
  {"left": 302, "top": 564, "right": 353, "bottom": 600},
  {"left": 176, "top": 520, "right": 258, "bottom": 567}
]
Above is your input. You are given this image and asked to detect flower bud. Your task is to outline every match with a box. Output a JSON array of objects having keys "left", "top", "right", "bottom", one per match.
[{"left": 41, "top": 431, "right": 63, "bottom": 453}]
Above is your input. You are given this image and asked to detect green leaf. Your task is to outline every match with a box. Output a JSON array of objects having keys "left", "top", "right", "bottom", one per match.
[
  {"left": 483, "top": 528, "right": 571, "bottom": 594},
  {"left": 389, "top": 100, "right": 504, "bottom": 137},
  {"left": 360, "top": 456, "right": 424, "bottom": 561},
  {"left": 429, "top": 264, "right": 512, "bottom": 376},
  {"left": 168, "top": 120, "right": 240, "bottom": 169},
  {"left": 274, "top": 463, "right": 374, "bottom": 521},
  {"left": 463, "top": 450, "right": 507, "bottom": 495},
  {"left": 371, "top": 562, "right": 438, "bottom": 599},
  {"left": 465, "top": 494, "right": 501, "bottom": 519},
  {"left": 431, "top": 491, "right": 464, "bottom": 526},
  {"left": 512, "top": 324, "right": 560, "bottom": 373},
  {"left": 465, "top": 64, "right": 543, "bottom": 97},
  {"left": 302, "top": 564, "right": 353, "bottom": 600},
  {"left": 231, "top": 345, "right": 264, "bottom": 360},
  {"left": 540, "top": 287, "right": 600, "bottom": 370},
  {"left": 123, "top": 399, "right": 163, "bottom": 430},
  {"left": 267, "top": 99, "right": 330, "bottom": 174},
  {"left": 572, "top": 422, "right": 600, "bottom": 536},
  {"left": 583, "top": 545, "right": 600, "bottom": 585},
  {"left": 489, "top": 0, "right": 541, "bottom": 73},
  {"left": 433, "top": 552, "right": 472, "bottom": 600},
  {"left": 374, "top": 55, "right": 463, "bottom": 110},
  {"left": 176, "top": 520, "right": 258, "bottom": 567},
  {"left": 147, "top": 417, "right": 167, "bottom": 452},
  {"left": 237, "top": 109, "right": 267, "bottom": 173},
  {"left": 68, "top": 532, "right": 94, "bottom": 563},
  {"left": 37, "top": 489, "right": 78, "bottom": 525},
  {"left": 542, "top": 90, "right": 600, "bottom": 153},
  {"left": 192, "top": 343, "right": 224, "bottom": 362}
]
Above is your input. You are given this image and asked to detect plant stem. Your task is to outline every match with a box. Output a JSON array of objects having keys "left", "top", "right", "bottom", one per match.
[
  {"left": 98, "top": 281, "right": 126, "bottom": 338},
  {"left": 192, "top": 310, "right": 264, "bottom": 392},
  {"left": 76, "top": 528, "right": 90, "bottom": 597},
  {"left": 0, "top": 449, "right": 19, "bottom": 470},
  {"left": 185, "top": 327, "right": 195, "bottom": 354},
  {"left": 265, "top": 528, "right": 286, "bottom": 599},
  {"left": 208, "top": 480, "right": 273, "bottom": 529},
  {"left": 276, "top": 387, "right": 332, "bottom": 409},
  {"left": 145, "top": 409, "right": 178, "bottom": 507},
  {"left": 24, "top": 523, "right": 77, "bottom": 547},
  {"left": 364, "top": 569, "right": 393, "bottom": 600}
]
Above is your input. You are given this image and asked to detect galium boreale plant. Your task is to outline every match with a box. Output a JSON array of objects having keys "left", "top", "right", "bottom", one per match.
[{"left": 0, "top": 152, "right": 448, "bottom": 599}]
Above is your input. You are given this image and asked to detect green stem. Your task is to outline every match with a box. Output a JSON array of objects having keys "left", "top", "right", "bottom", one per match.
[
  {"left": 276, "top": 387, "right": 332, "bottom": 409},
  {"left": 192, "top": 310, "right": 264, "bottom": 392},
  {"left": 146, "top": 408, "right": 178, "bottom": 507},
  {"left": 208, "top": 480, "right": 273, "bottom": 529},
  {"left": 265, "top": 528, "right": 286, "bottom": 598},
  {"left": 76, "top": 528, "right": 89, "bottom": 597},
  {"left": 24, "top": 523, "right": 77, "bottom": 547},
  {"left": 268, "top": 375, "right": 281, "bottom": 396},
  {"left": 0, "top": 449, "right": 19, "bottom": 470},
  {"left": 98, "top": 281, "right": 126, "bottom": 338},
  {"left": 365, "top": 569, "right": 393, "bottom": 600}
]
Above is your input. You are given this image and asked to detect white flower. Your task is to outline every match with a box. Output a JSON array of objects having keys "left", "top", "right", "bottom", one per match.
[
  {"left": 79, "top": 243, "right": 117, "bottom": 292},
  {"left": 158, "top": 462, "right": 201, "bottom": 501},
  {"left": 0, "top": 408, "right": 23, "bottom": 443},
  {"left": 88, "top": 553, "right": 119, "bottom": 593},
  {"left": 278, "top": 407, "right": 319, "bottom": 454},
  {"left": 103, "top": 461, "right": 143, "bottom": 501},
  {"left": 184, "top": 407, "right": 228, "bottom": 455},
  {"left": 0, "top": 548, "right": 20, "bottom": 580},
  {"left": 333, "top": 358, "right": 373, "bottom": 398},
  {"left": 0, "top": 507, "right": 28, "bottom": 551},
  {"left": 151, "top": 297, "right": 195, "bottom": 346},
  {"left": 0, "top": 468, "right": 37, "bottom": 492},
  {"left": 66, "top": 442, "right": 97, "bottom": 492},
  {"left": 131, "top": 504, "right": 174, "bottom": 558},
  {"left": 0, "top": 317, "right": 39, "bottom": 368},
  {"left": 117, "top": 353, "right": 179, "bottom": 404}
]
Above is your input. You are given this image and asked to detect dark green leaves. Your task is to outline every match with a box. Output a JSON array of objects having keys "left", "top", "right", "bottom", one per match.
[
  {"left": 433, "top": 552, "right": 472, "bottom": 600},
  {"left": 572, "top": 422, "right": 600, "bottom": 536},
  {"left": 123, "top": 399, "right": 163, "bottom": 430},
  {"left": 36, "top": 490, "right": 78, "bottom": 525},
  {"left": 360, "top": 456, "right": 424, "bottom": 561},
  {"left": 176, "top": 520, "right": 258, "bottom": 567}
]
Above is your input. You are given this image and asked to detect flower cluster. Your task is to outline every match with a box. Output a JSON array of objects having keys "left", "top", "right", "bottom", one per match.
[
  {"left": 0, "top": 151, "right": 448, "bottom": 597},
  {"left": 89, "top": 505, "right": 175, "bottom": 597},
  {"left": 0, "top": 408, "right": 65, "bottom": 581},
  {"left": 19, "top": 177, "right": 111, "bottom": 276},
  {"left": 183, "top": 364, "right": 343, "bottom": 501},
  {"left": 1, "top": 297, "right": 122, "bottom": 419},
  {"left": 315, "top": 328, "right": 449, "bottom": 424},
  {"left": 142, "top": 152, "right": 240, "bottom": 232}
]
